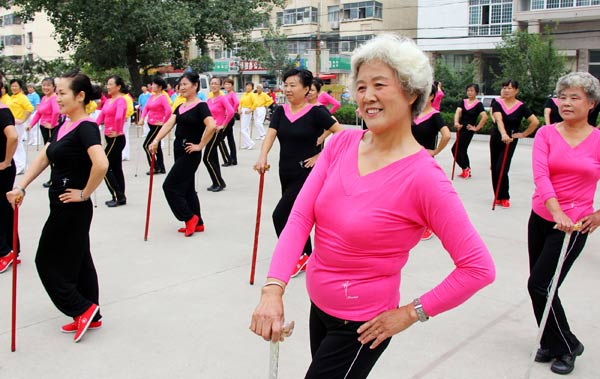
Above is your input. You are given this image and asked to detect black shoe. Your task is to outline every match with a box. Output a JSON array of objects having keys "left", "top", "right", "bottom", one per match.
[
  {"left": 156, "top": 168, "right": 166, "bottom": 174},
  {"left": 230, "top": 160, "right": 237, "bottom": 166},
  {"left": 535, "top": 348, "right": 554, "bottom": 363},
  {"left": 105, "top": 199, "right": 116, "bottom": 205},
  {"left": 222, "top": 162, "right": 232, "bottom": 167},
  {"left": 207, "top": 184, "right": 225, "bottom": 192},
  {"left": 117, "top": 197, "right": 127, "bottom": 205},
  {"left": 551, "top": 343, "right": 584, "bottom": 375},
  {"left": 106, "top": 200, "right": 119, "bottom": 207}
]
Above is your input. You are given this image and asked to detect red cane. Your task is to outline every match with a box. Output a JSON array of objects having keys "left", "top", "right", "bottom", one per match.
[
  {"left": 451, "top": 128, "right": 460, "bottom": 180},
  {"left": 144, "top": 153, "right": 155, "bottom": 241},
  {"left": 11, "top": 203, "right": 19, "bottom": 352},
  {"left": 250, "top": 165, "right": 270, "bottom": 285},
  {"left": 492, "top": 142, "right": 510, "bottom": 210}
]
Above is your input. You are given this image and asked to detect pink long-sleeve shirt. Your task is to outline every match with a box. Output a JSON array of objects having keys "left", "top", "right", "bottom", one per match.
[
  {"left": 532, "top": 124, "right": 600, "bottom": 222},
  {"left": 268, "top": 129, "right": 495, "bottom": 321},
  {"left": 29, "top": 94, "right": 60, "bottom": 129},
  {"left": 140, "top": 94, "right": 172, "bottom": 125},
  {"left": 96, "top": 96, "right": 127, "bottom": 136},
  {"left": 225, "top": 91, "right": 240, "bottom": 116},
  {"left": 318, "top": 92, "right": 341, "bottom": 114},
  {"left": 432, "top": 89, "right": 444, "bottom": 111},
  {"left": 206, "top": 94, "right": 234, "bottom": 130}
]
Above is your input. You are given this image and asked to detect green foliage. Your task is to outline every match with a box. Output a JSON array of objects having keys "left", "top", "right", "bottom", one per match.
[
  {"left": 333, "top": 104, "right": 360, "bottom": 125},
  {"left": 188, "top": 56, "right": 214, "bottom": 73},
  {"left": 14, "top": 0, "right": 284, "bottom": 95},
  {"left": 242, "top": 24, "right": 295, "bottom": 85},
  {"left": 495, "top": 30, "right": 568, "bottom": 114},
  {"left": 433, "top": 59, "right": 477, "bottom": 113}
]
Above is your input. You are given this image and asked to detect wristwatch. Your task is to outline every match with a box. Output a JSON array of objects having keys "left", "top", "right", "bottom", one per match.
[{"left": 413, "top": 298, "right": 429, "bottom": 322}]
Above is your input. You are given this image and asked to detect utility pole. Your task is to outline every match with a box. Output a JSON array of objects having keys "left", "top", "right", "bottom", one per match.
[{"left": 316, "top": 0, "right": 322, "bottom": 76}]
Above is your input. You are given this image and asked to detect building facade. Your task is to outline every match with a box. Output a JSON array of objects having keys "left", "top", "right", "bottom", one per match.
[
  {"left": 0, "top": 7, "right": 62, "bottom": 63},
  {"left": 417, "top": 0, "right": 600, "bottom": 94},
  {"left": 199, "top": 0, "right": 417, "bottom": 89}
]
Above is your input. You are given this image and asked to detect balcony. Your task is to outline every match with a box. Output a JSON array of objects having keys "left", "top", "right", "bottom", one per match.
[{"left": 514, "top": 0, "right": 600, "bottom": 22}]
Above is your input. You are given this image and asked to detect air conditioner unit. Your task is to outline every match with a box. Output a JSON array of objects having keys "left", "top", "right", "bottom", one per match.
[
  {"left": 25, "top": 42, "right": 31, "bottom": 49},
  {"left": 330, "top": 21, "right": 339, "bottom": 30}
]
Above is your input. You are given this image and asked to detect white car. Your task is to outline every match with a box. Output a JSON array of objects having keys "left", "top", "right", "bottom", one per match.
[{"left": 476, "top": 95, "right": 499, "bottom": 112}]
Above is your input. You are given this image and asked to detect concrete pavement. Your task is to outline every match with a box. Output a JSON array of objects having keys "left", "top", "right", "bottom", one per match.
[{"left": 1, "top": 123, "right": 599, "bottom": 378}]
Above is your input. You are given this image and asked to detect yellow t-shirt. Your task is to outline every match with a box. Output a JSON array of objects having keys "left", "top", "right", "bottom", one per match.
[
  {"left": 0, "top": 93, "right": 12, "bottom": 106},
  {"left": 85, "top": 100, "right": 98, "bottom": 115},
  {"left": 124, "top": 94, "right": 134, "bottom": 118},
  {"left": 171, "top": 95, "right": 186, "bottom": 112},
  {"left": 9, "top": 92, "right": 34, "bottom": 120},
  {"left": 239, "top": 92, "right": 256, "bottom": 111},
  {"left": 254, "top": 92, "right": 274, "bottom": 108}
]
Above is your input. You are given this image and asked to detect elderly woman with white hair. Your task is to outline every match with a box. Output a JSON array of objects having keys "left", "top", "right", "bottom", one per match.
[
  {"left": 527, "top": 72, "right": 600, "bottom": 376},
  {"left": 249, "top": 34, "right": 495, "bottom": 378}
]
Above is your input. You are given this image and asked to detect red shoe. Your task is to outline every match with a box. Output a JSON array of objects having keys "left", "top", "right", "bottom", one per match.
[
  {"left": 459, "top": 168, "right": 471, "bottom": 179},
  {"left": 291, "top": 254, "right": 309, "bottom": 278},
  {"left": 62, "top": 320, "right": 102, "bottom": 333},
  {"left": 0, "top": 251, "right": 17, "bottom": 273},
  {"left": 500, "top": 199, "right": 510, "bottom": 208},
  {"left": 184, "top": 215, "right": 200, "bottom": 237},
  {"left": 178, "top": 224, "right": 205, "bottom": 233},
  {"left": 421, "top": 228, "right": 434, "bottom": 241},
  {"left": 74, "top": 304, "right": 100, "bottom": 343}
]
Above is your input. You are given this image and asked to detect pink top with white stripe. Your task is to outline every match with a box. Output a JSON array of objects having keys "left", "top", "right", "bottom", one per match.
[
  {"left": 96, "top": 96, "right": 126, "bottom": 135},
  {"left": 29, "top": 94, "right": 60, "bottom": 129},
  {"left": 317, "top": 92, "right": 340, "bottom": 114},
  {"left": 532, "top": 124, "right": 600, "bottom": 222},
  {"left": 267, "top": 129, "right": 495, "bottom": 321},
  {"left": 140, "top": 94, "right": 172, "bottom": 125},
  {"left": 206, "top": 94, "right": 234, "bottom": 130}
]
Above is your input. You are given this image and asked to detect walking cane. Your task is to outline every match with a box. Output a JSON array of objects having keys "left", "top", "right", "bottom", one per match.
[
  {"left": 144, "top": 153, "right": 155, "bottom": 241},
  {"left": 269, "top": 321, "right": 295, "bottom": 379},
  {"left": 492, "top": 141, "right": 511, "bottom": 210},
  {"left": 11, "top": 203, "right": 20, "bottom": 352},
  {"left": 451, "top": 128, "right": 460, "bottom": 180},
  {"left": 250, "top": 165, "right": 270, "bottom": 285},
  {"left": 524, "top": 223, "right": 582, "bottom": 379}
]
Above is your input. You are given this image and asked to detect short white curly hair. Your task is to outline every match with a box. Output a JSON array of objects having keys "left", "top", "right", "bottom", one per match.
[
  {"left": 555, "top": 72, "right": 600, "bottom": 106},
  {"left": 351, "top": 34, "right": 433, "bottom": 118}
]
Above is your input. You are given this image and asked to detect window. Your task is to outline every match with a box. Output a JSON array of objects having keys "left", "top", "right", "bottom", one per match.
[
  {"left": 342, "top": 2, "right": 383, "bottom": 21},
  {"left": 3, "top": 14, "right": 23, "bottom": 26},
  {"left": 532, "top": 0, "right": 599, "bottom": 9},
  {"left": 328, "top": 5, "right": 340, "bottom": 28},
  {"left": 3, "top": 35, "right": 23, "bottom": 46},
  {"left": 256, "top": 13, "right": 270, "bottom": 28},
  {"left": 286, "top": 40, "right": 313, "bottom": 55},
  {"left": 590, "top": 50, "right": 600, "bottom": 80},
  {"left": 280, "top": 7, "right": 318, "bottom": 26},
  {"left": 468, "top": 0, "right": 512, "bottom": 36},
  {"left": 338, "top": 35, "right": 374, "bottom": 53},
  {"left": 27, "top": 32, "right": 33, "bottom": 44}
]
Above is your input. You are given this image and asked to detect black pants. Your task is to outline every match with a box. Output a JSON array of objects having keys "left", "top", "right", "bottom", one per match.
[
  {"left": 104, "top": 135, "right": 126, "bottom": 201},
  {"left": 0, "top": 162, "right": 17, "bottom": 257},
  {"left": 451, "top": 128, "right": 475, "bottom": 170},
  {"left": 306, "top": 303, "right": 391, "bottom": 379},
  {"left": 163, "top": 140, "right": 204, "bottom": 223},
  {"left": 35, "top": 201, "right": 101, "bottom": 321},
  {"left": 527, "top": 211, "right": 586, "bottom": 356},
  {"left": 489, "top": 129, "right": 518, "bottom": 200},
  {"left": 144, "top": 124, "right": 165, "bottom": 171},
  {"left": 219, "top": 118, "right": 236, "bottom": 164},
  {"left": 203, "top": 130, "right": 226, "bottom": 187},
  {"left": 40, "top": 127, "right": 54, "bottom": 145},
  {"left": 273, "top": 171, "right": 312, "bottom": 256}
]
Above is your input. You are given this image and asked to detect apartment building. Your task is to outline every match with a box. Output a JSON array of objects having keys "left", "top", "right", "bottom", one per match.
[
  {"left": 201, "top": 0, "right": 417, "bottom": 89},
  {"left": 0, "top": 7, "right": 62, "bottom": 63},
  {"left": 417, "top": 0, "right": 600, "bottom": 94}
]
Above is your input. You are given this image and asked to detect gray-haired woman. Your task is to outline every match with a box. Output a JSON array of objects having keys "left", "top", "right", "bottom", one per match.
[{"left": 528, "top": 71, "right": 600, "bottom": 375}]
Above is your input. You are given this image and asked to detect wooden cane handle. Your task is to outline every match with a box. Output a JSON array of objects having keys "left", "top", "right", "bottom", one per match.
[{"left": 553, "top": 222, "right": 582, "bottom": 231}]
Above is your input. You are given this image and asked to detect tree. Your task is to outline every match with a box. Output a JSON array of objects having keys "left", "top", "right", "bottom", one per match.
[
  {"left": 433, "top": 59, "right": 477, "bottom": 113},
  {"left": 495, "top": 29, "right": 567, "bottom": 114},
  {"left": 14, "top": 0, "right": 284, "bottom": 95},
  {"left": 247, "top": 25, "right": 296, "bottom": 86}
]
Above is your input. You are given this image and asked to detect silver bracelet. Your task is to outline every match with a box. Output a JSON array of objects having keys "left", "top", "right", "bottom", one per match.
[
  {"left": 13, "top": 185, "right": 26, "bottom": 196},
  {"left": 80, "top": 190, "right": 87, "bottom": 201},
  {"left": 263, "top": 281, "right": 285, "bottom": 293}
]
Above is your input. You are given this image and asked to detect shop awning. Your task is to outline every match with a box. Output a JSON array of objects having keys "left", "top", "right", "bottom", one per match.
[{"left": 318, "top": 73, "right": 337, "bottom": 80}]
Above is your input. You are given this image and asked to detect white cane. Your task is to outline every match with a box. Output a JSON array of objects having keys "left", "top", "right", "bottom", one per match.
[
  {"left": 269, "top": 321, "right": 295, "bottom": 379},
  {"left": 524, "top": 222, "right": 581, "bottom": 379}
]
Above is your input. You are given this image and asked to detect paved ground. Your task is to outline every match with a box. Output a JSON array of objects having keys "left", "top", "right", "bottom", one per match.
[{"left": 1, "top": 123, "right": 599, "bottom": 379}]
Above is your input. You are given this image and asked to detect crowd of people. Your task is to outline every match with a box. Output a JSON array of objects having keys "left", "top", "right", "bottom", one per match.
[{"left": 1, "top": 33, "right": 600, "bottom": 377}]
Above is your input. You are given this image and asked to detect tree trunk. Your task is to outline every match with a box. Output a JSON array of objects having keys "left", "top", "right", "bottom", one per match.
[{"left": 126, "top": 44, "right": 142, "bottom": 98}]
